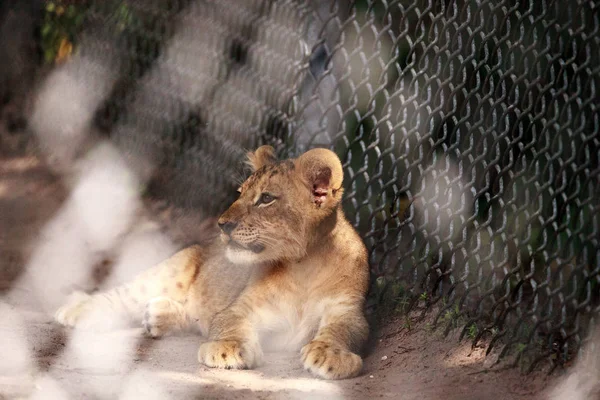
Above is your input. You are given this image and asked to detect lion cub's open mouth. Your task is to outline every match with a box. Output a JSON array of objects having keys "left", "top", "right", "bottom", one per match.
[{"left": 228, "top": 240, "right": 265, "bottom": 254}]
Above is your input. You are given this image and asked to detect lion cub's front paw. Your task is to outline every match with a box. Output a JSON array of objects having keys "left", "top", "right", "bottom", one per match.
[
  {"left": 198, "top": 340, "right": 259, "bottom": 370},
  {"left": 54, "top": 291, "right": 93, "bottom": 328},
  {"left": 301, "top": 340, "right": 363, "bottom": 380}
]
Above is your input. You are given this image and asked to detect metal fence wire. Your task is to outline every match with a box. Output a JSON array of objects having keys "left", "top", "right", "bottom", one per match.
[{"left": 11, "top": 0, "right": 600, "bottom": 372}]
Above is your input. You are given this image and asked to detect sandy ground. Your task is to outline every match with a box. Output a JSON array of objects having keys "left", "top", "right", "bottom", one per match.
[{"left": 0, "top": 134, "right": 559, "bottom": 400}]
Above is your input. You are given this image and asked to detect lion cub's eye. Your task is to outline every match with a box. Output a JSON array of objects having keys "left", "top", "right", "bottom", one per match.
[{"left": 256, "top": 193, "right": 276, "bottom": 207}]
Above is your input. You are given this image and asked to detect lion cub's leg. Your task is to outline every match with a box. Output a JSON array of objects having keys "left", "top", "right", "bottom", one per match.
[
  {"left": 197, "top": 294, "right": 263, "bottom": 370},
  {"left": 55, "top": 245, "right": 203, "bottom": 335},
  {"left": 142, "top": 296, "right": 189, "bottom": 337},
  {"left": 301, "top": 300, "right": 368, "bottom": 380}
]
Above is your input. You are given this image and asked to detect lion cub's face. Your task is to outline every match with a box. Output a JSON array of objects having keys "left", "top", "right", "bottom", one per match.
[{"left": 217, "top": 146, "right": 344, "bottom": 265}]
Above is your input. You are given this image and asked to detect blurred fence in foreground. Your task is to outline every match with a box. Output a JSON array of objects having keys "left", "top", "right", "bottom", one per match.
[{"left": 1, "top": 0, "right": 599, "bottom": 373}]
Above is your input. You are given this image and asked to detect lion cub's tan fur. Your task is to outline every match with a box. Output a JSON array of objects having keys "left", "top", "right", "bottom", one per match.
[{"left": 54, "top": 146, "right": 369, "bottom": 380}]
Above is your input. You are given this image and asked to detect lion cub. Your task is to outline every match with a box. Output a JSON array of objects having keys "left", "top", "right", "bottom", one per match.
[{"left": 55, "top": 146, "right": 370, "bottom": 380}]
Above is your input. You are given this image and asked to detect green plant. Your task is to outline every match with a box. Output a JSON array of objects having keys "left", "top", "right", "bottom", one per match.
[
  {"left": 112, "top": 3, "right": 136, "bottom": 31},
  {"left": 403, "top": 315, "right": 412, "bottom": 331},
  {"left": 40, "top": 1, "right": 88, "bottom": 63},
  {"left": 40, "top": 1, "right": 138, "bottom": 64},
  {"left": 442, "top": 303, "right": 463, "bottom": 329},
  {"left": 467, "top": 323, "right": 478, "bottom": 340}
]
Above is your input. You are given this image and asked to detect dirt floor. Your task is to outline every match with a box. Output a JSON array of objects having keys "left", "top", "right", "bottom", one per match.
[{"left": 0, "top": 129, "right": 561, "bottom": 399}]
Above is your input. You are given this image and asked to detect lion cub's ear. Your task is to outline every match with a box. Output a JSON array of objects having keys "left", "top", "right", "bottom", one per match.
[
  {"left": 246, "top": 145, "right": 277, "bottom": 171},
  {"left": 296, "top": 148, "right": 344, "bottom": 208}
]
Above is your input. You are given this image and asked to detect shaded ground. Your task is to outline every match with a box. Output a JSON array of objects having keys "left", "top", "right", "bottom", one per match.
[{"left": 0, "top": 131, "right": 557, "bottom": 400}]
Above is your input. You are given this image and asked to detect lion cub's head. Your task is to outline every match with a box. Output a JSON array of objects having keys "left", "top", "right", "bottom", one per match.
[{"left": 217, "top": 145, "right": 344, "bottom": 264}]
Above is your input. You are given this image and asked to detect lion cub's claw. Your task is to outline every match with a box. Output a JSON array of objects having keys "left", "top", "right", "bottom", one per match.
[
  {"left": 198, "top": 340, "right": 257, "bottom": 370},
  {"left": 301, "top": 340, "right": 363, "bottom": 380}
]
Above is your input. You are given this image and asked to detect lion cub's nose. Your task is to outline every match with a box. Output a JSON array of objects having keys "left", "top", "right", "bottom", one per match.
[{"left": 218, "top": 220, "right": 238, "bottom": 236}]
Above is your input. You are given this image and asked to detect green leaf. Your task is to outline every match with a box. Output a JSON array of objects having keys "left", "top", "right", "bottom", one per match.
[
  {"left": 44, "top": 48, "right": 56, "bottom": 63},
  {"left": 75, "top": 14, "right": 85, "bottom": 26},
  {"left": 41, "top": 22, "right": 52, "bottom": 38}
]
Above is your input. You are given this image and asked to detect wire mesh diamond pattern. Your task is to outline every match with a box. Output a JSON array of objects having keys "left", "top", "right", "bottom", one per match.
[{"left": 10, "top": 0, "right": 600, "bottom": 371}]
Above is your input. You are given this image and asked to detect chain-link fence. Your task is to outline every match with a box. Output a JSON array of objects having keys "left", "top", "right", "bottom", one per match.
[{"left": 2, "top": 0, "right": 599, "bottom": 373}]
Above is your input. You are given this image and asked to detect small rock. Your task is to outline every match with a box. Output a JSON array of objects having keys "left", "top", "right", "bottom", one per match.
[{"left": 369, "top": 375, "right": 374, "bottom": 378}]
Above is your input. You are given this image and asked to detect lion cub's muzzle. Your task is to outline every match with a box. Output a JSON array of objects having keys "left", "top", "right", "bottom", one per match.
[{"left": 218, "top": 219, "right": 265, "bottom": 254}]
